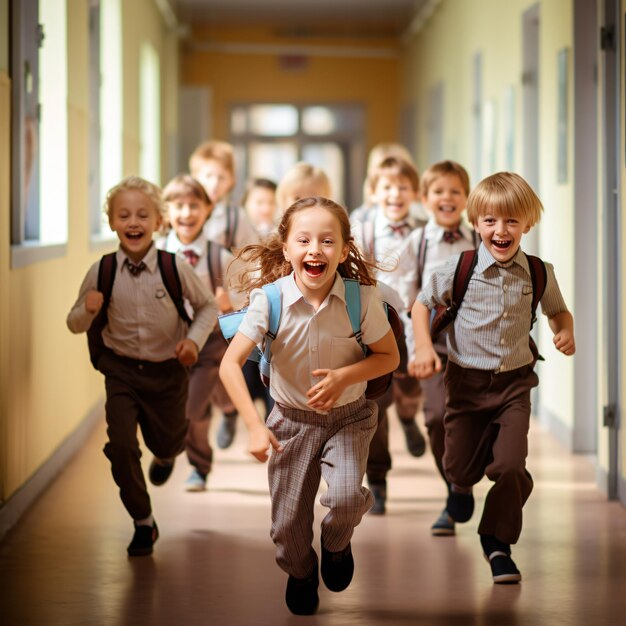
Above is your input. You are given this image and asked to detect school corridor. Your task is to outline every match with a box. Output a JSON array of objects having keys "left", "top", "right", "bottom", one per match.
[{"left": 1, "top": 410, "right": 625, "bottom": 626}]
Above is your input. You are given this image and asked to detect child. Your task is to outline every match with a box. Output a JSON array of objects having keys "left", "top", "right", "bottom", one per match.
[
  {"left": 352, "top": 155, "right": 427, "bottom": 513},
  {"left": 242, "top": 177, "right": 278, "bottom": 237},
  {"left": 159, "top": 174, "right": 246, "bottom": 491},
  {"left": 275, "top": 162, "right": 331, "bottom": 215},
  {"left": 351, "top": 142, "right": 428, "bottom": 225},
  {"left": 189, "top": 139, "right": 259, "bottom": 250},
  {"left": 67, "top": 176, "right": 218, "bottom": 555},
  {"left": 219, "top": 196, "right": 399, "bottom": 615},
  {"left": 391, "top": 160, "right": 477, "bottom": 534},
  {"left": 411, "top": 172, "right": 575, "bottom": 583},
  {"left": 190, "top": 139, "right": 260, "bottom": 445}
]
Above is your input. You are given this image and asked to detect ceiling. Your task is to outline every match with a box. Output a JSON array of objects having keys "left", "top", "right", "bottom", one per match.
[{"left": 173, "top": 0, "right": 426, "bottom": 38}]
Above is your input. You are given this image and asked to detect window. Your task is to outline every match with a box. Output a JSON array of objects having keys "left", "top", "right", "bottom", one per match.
[
  {"left": 11, "top": 0, "right": 69, "bottom": 266},
  {"left": 230, "top": 103, "right": 365, "bottom": 209},
  {"left": 94, "top": 0, "right": 123, "bottom": 241},
  {"left": 139, "top": 42, "right": 160, "bottom": 185}
]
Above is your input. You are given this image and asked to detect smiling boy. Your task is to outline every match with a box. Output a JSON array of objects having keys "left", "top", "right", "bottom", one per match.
[
  {"left": 411, "top": 172, "right": 575, "bottom": 584},
  {"left": 67, "top": 176, "right": 217, "bottom": 556}
]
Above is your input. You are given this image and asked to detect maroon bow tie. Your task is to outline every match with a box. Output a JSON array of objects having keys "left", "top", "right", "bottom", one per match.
[
  {"left": 182, "top": 249, "right": 200, "bottom": 267},
  {"left": 388, "top": 222, "right": 409, "bottom": 236},
  {"left": 442, "top": 229, "right": 462, "bottom": 243},
  {"left": 124, "top": 259, "right": 147, "bottom": 276}
]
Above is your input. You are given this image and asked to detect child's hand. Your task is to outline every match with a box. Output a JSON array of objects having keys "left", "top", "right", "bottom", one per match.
[
  {"left": 306, "top": 369, "right": 348, "bottom": 412},
  {"left": 85, "top": 290, "right": 104, "bottom": 315},
  {"left": 248, "top": 422, "right": 283, "bottom": 463},
  {"left": 215, "top": 287, "right": 234, "bottom": 313},
  {"left": 175, "top": 339, "right": 199, "bottom": 366},
  {"left": 411, "top": 345, "right": 442, "bottom": 379},
  {"left": 554, "top": 330, "right": 576, "bottom": 356}
]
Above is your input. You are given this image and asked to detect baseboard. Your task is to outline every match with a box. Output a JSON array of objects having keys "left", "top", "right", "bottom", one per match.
[{"left": 0, "top": 401, "right": 104, "bottom": 542}]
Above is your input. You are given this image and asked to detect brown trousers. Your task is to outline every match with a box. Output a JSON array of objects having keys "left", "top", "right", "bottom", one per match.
[
  {"left": 185, "top": 329, "right": 229, "bottom": 475},
  {"left": 100, "top": 350, "right": 188, "bottom": 520},
  {"left": 366, "top": 372, "right": 421, "bottom": 484},
  {"left": 443, "top": 361, "right": 539, "bottom": 545}
]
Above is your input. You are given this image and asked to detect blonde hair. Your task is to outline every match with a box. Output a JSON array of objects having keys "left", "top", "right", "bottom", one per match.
[
  {"left": 276, "top": 163, "right": 331, "bottom": 212},
  {"left": 362, "top": 143, "right": 415, "bottom": 207},
  {"left": 368, "top": 156, "right": 420, "bottom": 194},
  {"left": 421, "top": 160, "right": 471, "bottom": 197},
  {"left": 189, "top": 140, "right": 235, "bottom": 177},
  {"left": 162, "top": 174, "right": 212, "bottom": 205},
  {"left": 234, "top": 196, "right": 378, "bottom": 294},
  {"left": 104, "top": 175, "right": 165, "bottom": 219},
  {"left": 466, "top": 172, "right": 543, "bottom": 227}
]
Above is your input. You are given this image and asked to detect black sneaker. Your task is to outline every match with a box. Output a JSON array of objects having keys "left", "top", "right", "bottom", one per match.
[
  {"left": 400, "top": 420, "right": 427, "bottom": 457},
  {"left": 216, "top": 413, "right": 238, "bottom": 449},
  {"left": 480, "top": 534, "right": 521, "bottom": 584},
  {"left": 368, "top": 481, "right": 387, "bottom": 515},
  {"left": 127, "top": 522, "right": 159, "bottom": 557},
  {"left": 321, "top": 543, "right": 354, "bottom": 592},
  {"left": 431, "top": 508, "right": 455, "bottom": 536},
  {"left": 148, "top": 458, "right": 174, "bottom": 486},
  {"left": 285, "top": 570, "right": 319, "bottom": 615},
  {"left": 446, "top": 490, "right": 474, "bottom": 522}
]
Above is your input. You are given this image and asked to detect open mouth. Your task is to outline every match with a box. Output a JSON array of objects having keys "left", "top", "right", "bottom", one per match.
[
  {"left": 492, "top": 239, "right": 511, "bottom": 250},
  {"left": 438, "top": 205, "right": 457, "bottom": 213},
  {"left": 125, "top": 232, "right": 144, "bottom": 241},
  {"left": 304, "top": 261, "right": 326, "bottom": 277}
]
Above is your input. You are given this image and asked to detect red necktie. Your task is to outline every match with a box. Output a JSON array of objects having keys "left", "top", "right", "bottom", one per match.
[
  {"left": 388, "top": 222, "right": 409, "bottom": 237},
  {"left": 182, "top": 249, "right": 200, "bottom": 268}
]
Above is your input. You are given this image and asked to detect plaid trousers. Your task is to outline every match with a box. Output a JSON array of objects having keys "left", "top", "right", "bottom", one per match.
[{"left": 267, "top": 396, "right": 377, "bottom": 579}]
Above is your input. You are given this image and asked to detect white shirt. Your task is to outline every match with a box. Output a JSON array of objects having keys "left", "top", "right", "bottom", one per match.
[
  {"left": 67, "top": 245, "right": 218, "bottom": 361},
  {"left": 390, "top": 217, "right": 477, "bottom": 311},
  {"left": 238, "top": 273, "right": 391, "bottom": 411},
  {"left": 158, "top": 230, "right": 247, "bottom": 311},
  {"left": 417, "top": 245, "right": 569, "bottom": 372},
  {"left": 203, "top": 201, "right": 260, "bottom": 250}
]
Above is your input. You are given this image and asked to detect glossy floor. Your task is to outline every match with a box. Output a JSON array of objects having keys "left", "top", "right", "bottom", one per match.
[{"left": 1, "top": 409, "right": 625, "bottom": 626}]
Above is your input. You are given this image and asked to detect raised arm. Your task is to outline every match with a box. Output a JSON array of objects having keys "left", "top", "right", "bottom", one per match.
[
  {"left": 306, "top": 328, "right": 399, "bottom": 412},
  {"left": 410, "top": 299, "right": 442, "bottom": 379},
  {"left": 219, "top": 332, "right": 282, "bottom": 462}
]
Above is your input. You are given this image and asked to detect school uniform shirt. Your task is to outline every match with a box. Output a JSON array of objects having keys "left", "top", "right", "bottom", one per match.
[
  {"left": 237, "top": 272, "right": 391, "bottom": 412},
  {"left": 67, "top": 244, "right": 218, "bottom": 361},
  {"left": 390, "top": 217, "right": 477, "bottom": 311},
  {"left": 417, "top": 244, "right": 569, "bottom": 373},
  {"left": 203, "top": 201, "right": 260, "bottom": 250},
  {"left": 158, "top": 230, "right": 247, "bottom": 311}
]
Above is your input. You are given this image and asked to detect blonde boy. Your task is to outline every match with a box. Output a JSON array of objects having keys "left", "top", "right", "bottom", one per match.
[
  {"left": 412, "top": 172, "right": 575, "bottom": 583},
  {"left": 67, "top": 176, "right": 217, "bottom": 555}
]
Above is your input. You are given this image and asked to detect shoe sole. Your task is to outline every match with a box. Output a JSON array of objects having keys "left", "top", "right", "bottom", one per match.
[
  {"left": 127, "top": 546, "right": 154, "bottom": 557},
  {"left": 431, "top": 527, "right": 455, "bottom": 536}
]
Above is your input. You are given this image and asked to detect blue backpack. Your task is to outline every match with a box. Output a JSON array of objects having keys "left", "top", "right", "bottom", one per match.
[{"left": 218, "top": 278, "right": 405, "bottom": 399}]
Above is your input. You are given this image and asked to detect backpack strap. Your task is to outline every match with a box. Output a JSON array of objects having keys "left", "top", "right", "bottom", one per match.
[
  {"left": 259, "top": 282, "right": 282, "bottom": 368},
  {"left": 97, "top": 252, "right": 118, "bottom": 306},
  {"left": 342, "top": 278, "right": 367, "bottom": 356},
  {"left": 524, "top": 253, "right": 547, "bottom": 330},
  {"left": 206, "top": 240, "right": 224, "bottom": 292},
  {"left": 87, "top": 253, "right": 118, "bottom": 369},
  {"left": 157, "top": 250, "right": 192, "bottom": 325},
  {"left": 416, "top": 227, "right": 428, "bottom": 292},
  {"left": 225, "top": 204, "right": 239, "bottom": 250},
  {"left": 361, "top": 209, "right": 376, "bottom": 259},
  {"left": 451, "top": 249, "right": 479, "bottom": 309}
]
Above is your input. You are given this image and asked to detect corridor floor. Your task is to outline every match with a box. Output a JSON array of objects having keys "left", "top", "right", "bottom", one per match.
[{"left": 1, "top": 409, "right": 626, "bottom": 626}]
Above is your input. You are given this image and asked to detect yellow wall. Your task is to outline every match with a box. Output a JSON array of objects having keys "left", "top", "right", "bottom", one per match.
[
  {"left": 180, "top": 25, "right": 402, "bottom": 166},
  {"left": 401, "top": 0, "right": 576, "bottom": 432},
  {"left": 0, "top": 0, "right": 176, "bottom": 502}
]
